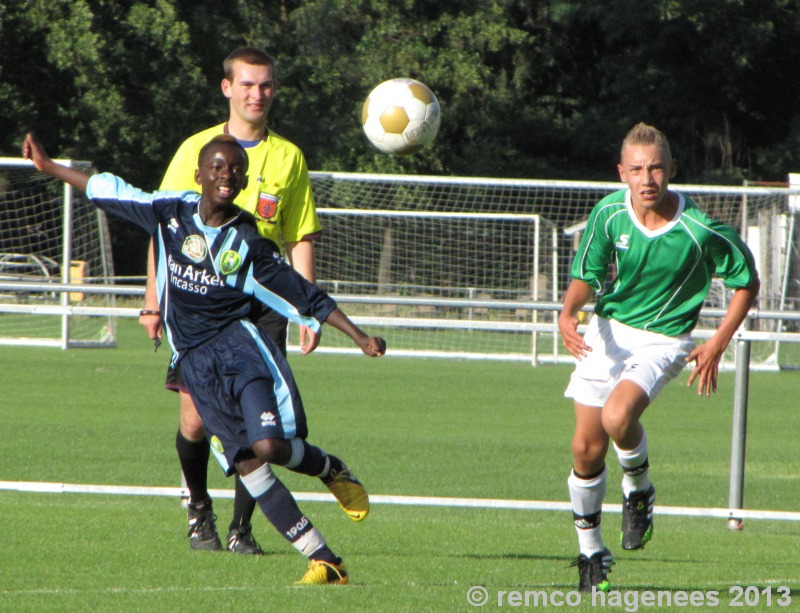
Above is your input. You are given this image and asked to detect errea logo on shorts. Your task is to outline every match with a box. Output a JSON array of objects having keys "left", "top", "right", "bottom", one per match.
[
  {"left": 260, "top": 411, "right": 276, "bottom": 427},
  {"left": 615, "top": 234, "right": 630, "bottom": 250}
]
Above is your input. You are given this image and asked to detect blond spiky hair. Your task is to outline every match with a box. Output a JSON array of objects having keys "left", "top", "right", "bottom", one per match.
[{"left": 621, "top": 123, "right": 672, "bottom": 160}]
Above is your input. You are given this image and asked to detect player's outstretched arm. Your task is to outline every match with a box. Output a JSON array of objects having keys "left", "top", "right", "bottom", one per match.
[
  {"left": 285, "top": 239, "right": 317, "bottom": 350},
  {"left": 22, "top": 134, "right": 90, "bottom": 193},
  {"left": 686, "top": 280, "right": 760, "bottom": 396},
  {"left": 558, "top": 279, "right": 594, "bottom": 360},
  {"left": 325, "top": 308, "right": 386, "bottom": 357}
]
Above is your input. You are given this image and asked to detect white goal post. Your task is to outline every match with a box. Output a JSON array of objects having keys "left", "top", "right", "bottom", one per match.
[
  {"left": 307, "top": 172, "right": 800, "bottom": 369},
  {"left": 312, "top": 206, "right": 560, "bottom": 361},
  {"left": 0, "top": 158, "right": 116, "bottom": 348},
  {"left": 1, "top": 164, "right": 798, "bottom": 369}
]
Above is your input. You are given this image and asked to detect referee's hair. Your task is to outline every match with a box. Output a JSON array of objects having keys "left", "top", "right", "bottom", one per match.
[
  {"left": 197, "top": 135, "right": 249, "bottom": 171},
  {"left": 223, "top": 47, "right": 276, "bottom": 80}
]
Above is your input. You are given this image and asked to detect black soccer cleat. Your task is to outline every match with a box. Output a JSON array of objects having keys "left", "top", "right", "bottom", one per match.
[
  {"left": 570, "top": 547, "right": 614, "bottom": 593},
  {"left": 187, "top": 498, "right": 222, "bottom": 551},
  {"left": 620, "top": 485, "right": 655, "bottom": 550},
  {"left": 226, "top": 522, "right": 264, "bottom": 555}
]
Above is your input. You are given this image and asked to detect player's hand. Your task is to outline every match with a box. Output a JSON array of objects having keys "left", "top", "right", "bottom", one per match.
[
  {"left": 686, "top": 338, "right": 725, "bottom": 396},
  {"left": 299, "top": 326, "right": 321, "bottom": 355},
  {"left": 22, "top": 133, "right": 52, "bottom": 171},
  {"left": 558, "top": 311, "right": 591, "bottom": 359},
  {"left": 138, "top": 311, "right": 162, "bottom": 341},
  {"left": 298, "top": 324, "right": 311, "bottom": 349},
  {"left": 360, "top": 336, "right": 386, "bottom": 357}
]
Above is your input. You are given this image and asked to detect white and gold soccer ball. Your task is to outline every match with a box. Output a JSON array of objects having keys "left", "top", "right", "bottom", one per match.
[{"left": 361, "top": 78, "right": 441, "bottom": 155}]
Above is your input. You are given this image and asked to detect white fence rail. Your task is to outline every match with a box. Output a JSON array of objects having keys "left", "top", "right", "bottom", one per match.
[{"left": 1, "top": 281, "right": 798, "bottom": 526}]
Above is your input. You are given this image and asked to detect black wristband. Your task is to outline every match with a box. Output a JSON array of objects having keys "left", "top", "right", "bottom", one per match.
[{"left": 139, "top": 309, "right": 160, "bottom": 316}]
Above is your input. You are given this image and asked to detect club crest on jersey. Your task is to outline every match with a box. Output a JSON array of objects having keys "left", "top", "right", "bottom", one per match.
[
  {"left": 257, "top": 192, "right": 279, "bottom": 221},
  {"left": 219, "top": 250, "right": 242, "bottom": 275},
  {"left": 181, "top": 235, "right": 208, "bottom": 262},
  {"left": 210, "top": 435, "right": 224, "bottom": 454}
]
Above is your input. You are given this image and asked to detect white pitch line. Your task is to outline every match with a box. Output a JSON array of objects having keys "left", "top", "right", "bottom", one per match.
[{"left": 1, "top": 480, "right": 798, "bottom": 522}]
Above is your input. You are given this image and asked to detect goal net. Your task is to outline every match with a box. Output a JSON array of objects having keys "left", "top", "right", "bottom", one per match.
[
  {"left": 308, "top": 172, "right": 800, "bottom": 368},
  {"left": 1, "top": 162, "right": 796, "bottom": 366},
  {"left": 0, "top": 158, "right": 116, "bottom": 347},
  {"left": 314, "top": 207, "right": 559, "bottom": 360}
]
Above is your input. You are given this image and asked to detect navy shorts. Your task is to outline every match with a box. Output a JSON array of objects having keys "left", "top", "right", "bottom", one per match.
[
  {"left": 181, "top": 320, "right": 307, "bottom": 475},
  {"left": 165, "top": 307, "right": 288, "bottom": 392}
]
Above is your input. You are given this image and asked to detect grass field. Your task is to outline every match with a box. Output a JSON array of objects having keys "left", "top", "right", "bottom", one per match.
[{"left": 0, "top": 319, "right": 798, "bottom": 612}]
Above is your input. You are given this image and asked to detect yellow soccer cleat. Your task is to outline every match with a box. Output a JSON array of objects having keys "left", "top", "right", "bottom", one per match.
[
  {"left": 323, "top": 461, "right": 369, "bottom": 521},
  {"left": 296, "top": 559, "right": 349, "bottom": 585}
]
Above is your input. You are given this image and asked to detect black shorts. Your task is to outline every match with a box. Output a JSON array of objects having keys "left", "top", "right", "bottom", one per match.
[
  {"left": 181, "top": 320, "right": 307, "bottom": 475},
  {"left": 165, "top": 307, "right": 288, "bottom": 392}
]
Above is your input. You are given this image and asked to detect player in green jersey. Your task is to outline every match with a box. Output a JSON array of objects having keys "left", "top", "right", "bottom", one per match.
[{"left": 558, "top": 123, "right": 760, "bottom": 592}]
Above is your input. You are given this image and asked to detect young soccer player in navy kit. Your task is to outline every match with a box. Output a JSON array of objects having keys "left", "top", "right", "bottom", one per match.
[
  {"left": 140, "top": 48, "right": 324, "bottom": 555},
  {"left": 23, "top": 132, "right": 386, "bottom": 585},
  {"left": 558, "top": 123, "right": 759, "bottom": 592}
]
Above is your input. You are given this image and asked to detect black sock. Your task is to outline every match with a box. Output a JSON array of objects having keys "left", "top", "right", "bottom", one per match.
[
  {"left": 252, "top": 476, "right": 326, "bottom": 555},
  {"left": 243, "top": 465, "right": 339, "bottom": 561},
  {"left": 230, "top": 473, "right": 258, "bottom": 532},
  {"left": 310, "top": 547, "right": 339, "bottom": 564},
  {"left": 320, "top": 454, "right": 346, "bottom": 483},
  {"left": 175, "top": 429, "right": 210, "bottom": 505},
  {"left": 286, "top": 440, "right": 329, "bottom": 477}
]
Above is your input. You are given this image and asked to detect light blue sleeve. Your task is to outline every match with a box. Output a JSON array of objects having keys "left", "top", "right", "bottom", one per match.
[{"left": 85, "top": 173, "right": 162, "bottom": 234}]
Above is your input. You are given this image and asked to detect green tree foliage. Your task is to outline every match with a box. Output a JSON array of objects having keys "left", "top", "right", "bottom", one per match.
[
  {"left": 546, "top": 0, "right": 800, "bottom": 182},
  {"left": 1, "top": 1, "right": 212, "bottom": 273},
  {"left": 1, "top": 0, "right": 205, "bottom": 186},
  {"left": 274, "top": 0, "right": 545, "bottom": 177},
  {"left": 1, "top": 0, "right": 799, "bottom": 272}
]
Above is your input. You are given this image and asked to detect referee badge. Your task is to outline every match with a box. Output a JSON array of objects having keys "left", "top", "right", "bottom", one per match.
[
  {"left": 257, "top": 191, "right": 279, "bottom": 221},
  {"left": 219, "top": 250, "right": 242, "bottom": 275}
]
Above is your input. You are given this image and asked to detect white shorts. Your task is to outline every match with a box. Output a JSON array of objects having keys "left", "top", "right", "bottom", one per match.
[{"left": 564, "top": 316, "right": 695, "bottom": 407}]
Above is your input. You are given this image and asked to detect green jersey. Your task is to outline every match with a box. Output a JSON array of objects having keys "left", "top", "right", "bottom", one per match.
[{"left": 572, "top": 189, "right": 757, "bottom": 337}]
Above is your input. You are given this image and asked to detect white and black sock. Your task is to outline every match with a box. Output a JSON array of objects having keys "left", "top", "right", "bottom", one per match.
[
  {"left": 614, "top": 429, "right": 651, "bottom": 497},
  {"left": 240, "top": 463, "right": 335, "bottom": 562},
  {"left": 568, "top": 465, "right": 607, "bottom": 557}
]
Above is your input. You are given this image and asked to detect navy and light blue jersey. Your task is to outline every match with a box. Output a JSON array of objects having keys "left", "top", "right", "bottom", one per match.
[{"left": 85, "top": 173, "right": 337, "bottom": 362}]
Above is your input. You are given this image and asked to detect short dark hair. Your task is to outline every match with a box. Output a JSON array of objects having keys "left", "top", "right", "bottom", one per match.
[
  {"left": 223, "top": 47, "right": 276, "bottom": 81},
  {"left": 198, "top": 135, "right": 248, "bottom": 171}
]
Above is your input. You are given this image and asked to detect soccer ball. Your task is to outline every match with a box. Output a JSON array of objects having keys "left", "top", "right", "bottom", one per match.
[{"left": 361, "top": 78, "right": 441, "bottom": 155}]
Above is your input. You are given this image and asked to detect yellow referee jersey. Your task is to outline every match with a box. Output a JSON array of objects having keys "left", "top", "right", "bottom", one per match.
[{"left": 159, "top": 123, "right": 321, "bottom": 249}]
